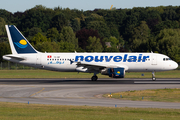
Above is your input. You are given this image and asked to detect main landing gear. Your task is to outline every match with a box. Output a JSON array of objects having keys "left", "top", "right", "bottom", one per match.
[
  {"left": 152, "top": 71, "right": 156, "bottom": 81},
  {"left": 91, "top": 73, "right": 98, "bottom": 81},
  {"left": 91, "top": 76, "right": 98, "bottom": 81}
]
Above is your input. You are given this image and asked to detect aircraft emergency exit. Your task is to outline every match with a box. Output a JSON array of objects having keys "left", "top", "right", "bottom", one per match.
[{"left": 3, "top": 25, "right": 178, "bottom": 81}]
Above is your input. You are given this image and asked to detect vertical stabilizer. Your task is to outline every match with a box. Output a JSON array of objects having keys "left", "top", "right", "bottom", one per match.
[{"left": 5, "top": 25, "right": 38, "bottom": 54}]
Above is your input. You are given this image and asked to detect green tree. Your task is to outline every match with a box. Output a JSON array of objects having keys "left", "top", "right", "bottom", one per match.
[
  {"left": 103, "top": 36, "right": 119, "bottom": 48},
  {"left": 89, "top": 13, "right": 104, "bottom": 21},
  {"left": 162, "top": 6, "right": 177, "bottom": 21},
  {"left": 0, "top": 17, "right": 6, "bottom": 36},
  {"left": 59, "top": 41, "right": 75, "bottom": 52},
  {"left": 156, "top": 29, "right": 180, "bottom": 62},
  {"left": 87, "top": 21, "right": 110, "bottom": 38},
  {"left": 46, "top": 27, "right": 59, "bottom": 42},
  {"left": 20, "top": 5, "right": 53, "bottom": 32},
  {"left": 109, "top": 23, "right": 120, "bottom": 39},
  {"left": 123, "top": 14, "right": 139, "bottom": 41},
  {"left": 76, "top": 28, "right": 101, "bottom": 50},
  {"left": 154, "top": 20, "right": 179, "bottom": 34},
  {"left": 109, "top": 36, "right": 119, "bottom": 47},
  {"left": 0, "top": 9, "right": 14, "bottom": 24},
  {"left": 35, "top": 41, "right": 60, "bottom": 52},
  {"left": 59, "top": 26, "right": 78, "bottom": 49},
  {"left": 104, "top": 10, "right": 126, "bottom": 31},
  {"left": 51, "top": 13, "right": 68, "bottom": 31},
  {"left": 71, "top": 18, "right": 80, "bottom": 32},
  {"left": 130, "top": 21, "right": 150, "bottom": 51},
  {"left": 86, "top": 36, "right": 103, "bottom": 52},
  {"left": 31, "top": 32, "right": 50, "bottom": 46},
  {"left": 26, "top": 27, "right": 43, "bottom": 40},
  {"left": 104, "top": 47, "right": 119, "bottom": 52},
  {"left": 0, "top": 42, "right": 11, "bottom": 62},
  {"left": 28, "top": 27, "right": 42, "bottom": 37},
  {"left": 103, "top": 36, "right": 123, "bottom": 52}
]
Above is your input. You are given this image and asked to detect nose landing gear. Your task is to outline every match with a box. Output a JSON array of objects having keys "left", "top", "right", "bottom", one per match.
[{"left": 152, "top": 72, "right": 156, "bottom": 81}]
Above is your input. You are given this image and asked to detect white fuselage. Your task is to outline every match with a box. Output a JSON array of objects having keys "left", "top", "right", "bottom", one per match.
[{"left": 3, "top": 52, "right": 178, "bottom": 73}]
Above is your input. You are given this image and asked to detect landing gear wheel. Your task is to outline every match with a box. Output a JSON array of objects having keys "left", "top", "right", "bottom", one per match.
[
  {"left": 152, "top": 77, "right": 156, "bottom": 81},
  {"left": 91, "top": 76, "right": 98, "bottom": 81}
]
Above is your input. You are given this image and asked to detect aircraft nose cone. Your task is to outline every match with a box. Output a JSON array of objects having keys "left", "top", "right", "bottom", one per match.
[{"left": 173, "top": 61, "right": 178, "bottom": 69}]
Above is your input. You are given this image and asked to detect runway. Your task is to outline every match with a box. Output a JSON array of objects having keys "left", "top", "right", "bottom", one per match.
[{"left": 0, "top": 78, "right": 180, "bottom": 109}]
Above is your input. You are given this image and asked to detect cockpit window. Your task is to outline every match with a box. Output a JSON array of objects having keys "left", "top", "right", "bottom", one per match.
[{"left": 163, "top": 58, "right": 172, "bottom": 61}]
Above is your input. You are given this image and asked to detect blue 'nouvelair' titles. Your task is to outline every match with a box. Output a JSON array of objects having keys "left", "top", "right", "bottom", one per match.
[{"left": 75, "top": 54, "right": 149, "bottom": 62}]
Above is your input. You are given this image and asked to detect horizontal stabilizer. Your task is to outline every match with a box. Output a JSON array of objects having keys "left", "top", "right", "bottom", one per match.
[{"left": 3, "top": 54, "right": 26, "bottom": 61}]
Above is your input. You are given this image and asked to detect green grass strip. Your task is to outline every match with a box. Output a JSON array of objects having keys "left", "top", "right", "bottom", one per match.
[
  {"left": 0, "top": 102, "right": 180, "bottom": 120},
  {"left": 104, "top": 88, "right": 180, "bottom": 102}
]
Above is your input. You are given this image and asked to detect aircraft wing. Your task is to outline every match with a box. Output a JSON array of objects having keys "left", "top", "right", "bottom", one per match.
[{"left": 76, "top": 61, "right": 128, "bottom": 72}]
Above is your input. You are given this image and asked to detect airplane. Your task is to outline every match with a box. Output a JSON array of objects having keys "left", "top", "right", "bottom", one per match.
[{"left": 3, "top": 25, "right": 178, "bottom": 81}]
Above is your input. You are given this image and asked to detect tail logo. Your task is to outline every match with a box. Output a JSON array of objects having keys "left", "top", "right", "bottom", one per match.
[{"left": 14, "top": 39, "right": 28, "bottom": 48}]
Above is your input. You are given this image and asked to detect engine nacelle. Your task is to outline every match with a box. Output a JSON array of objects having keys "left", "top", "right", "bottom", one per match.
[{"left": 101, "top": 68, "right": 125, "bottom": 78}]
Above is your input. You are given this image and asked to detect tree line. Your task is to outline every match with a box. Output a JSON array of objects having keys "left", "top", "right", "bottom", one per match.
[{"left": 0, "top": 5, "right": 180, "bottom": 63}]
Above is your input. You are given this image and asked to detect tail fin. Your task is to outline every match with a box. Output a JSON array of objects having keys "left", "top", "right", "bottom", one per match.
[{"left": 5, "top": 25, "right": 38, "bottom": 54}]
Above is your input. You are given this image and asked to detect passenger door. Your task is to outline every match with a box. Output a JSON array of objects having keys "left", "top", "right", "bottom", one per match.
[
  {"left": 36, "top": 55, "right": 41, "bottom": 65},
  {"left": 151, "top": 55, "right": 157, "bottom": 65}
]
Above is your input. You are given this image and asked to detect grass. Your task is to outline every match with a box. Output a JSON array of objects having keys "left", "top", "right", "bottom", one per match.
[
  {"left": 0, "top": 102, "right": 180, "bottom": 120},
  {"left": 0, "top": 70, "right": 100, "bottom": 79},
  {"left": 0, "top": 69, "right": 179, "bottom": 78},
  {"left": 103, "top": 88, "right": 180, "bottom": 102}
]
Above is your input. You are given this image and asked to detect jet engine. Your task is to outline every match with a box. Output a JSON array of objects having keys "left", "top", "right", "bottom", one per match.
[{"left": 101, "top": 68, "right": 125, "bottom": 78}]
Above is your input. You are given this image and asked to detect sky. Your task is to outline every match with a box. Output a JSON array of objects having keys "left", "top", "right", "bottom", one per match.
[{"left": 1, "top": 0, "right": 180, "bottom": 13}]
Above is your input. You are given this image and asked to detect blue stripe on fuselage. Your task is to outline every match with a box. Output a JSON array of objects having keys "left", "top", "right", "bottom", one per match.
[{"left": 75, "top": 54, "right": 149, "bottom": 62}]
